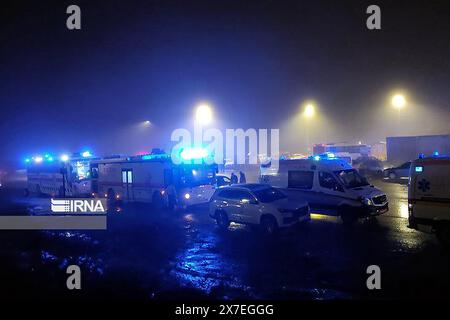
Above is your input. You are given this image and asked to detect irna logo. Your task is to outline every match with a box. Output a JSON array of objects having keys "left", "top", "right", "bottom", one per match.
[{"left": 51, "top": 199, "right": 107, "bottom": 213}]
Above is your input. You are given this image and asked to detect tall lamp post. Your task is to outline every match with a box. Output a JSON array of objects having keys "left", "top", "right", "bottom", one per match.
[
  {"left": 303, "top": 103, "right": 316, "bottom": 155},
  {"left": 391, "top": 93, "right": 406, "bottom": 134}
]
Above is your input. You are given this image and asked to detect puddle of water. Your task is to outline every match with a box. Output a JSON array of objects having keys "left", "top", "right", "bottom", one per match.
[{"left": 170, "top": 231, "right": 248, "bottom": 296}]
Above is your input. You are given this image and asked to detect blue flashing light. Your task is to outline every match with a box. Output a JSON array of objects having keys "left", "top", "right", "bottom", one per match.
[
  {"left": 433, "top": 151, "right": 439, "bottom": 157},
  {"left": 415, "top": 166, "right": 423, "bottom": 173},
  {"left": 141, "top": 153, "right": 169, "bottom": 160},
  {"left": 180, "top": 148, "right": 209, "bottom": 160},
  {"left": 47, "top": 157, "right": 54, "bottom": 162},
  {"left": 82, "top": 151, "right": 92, "bottom": 158},
  {"left": 326, "top": 152, "right": 335, "bottom": 158},
  {"left": 34, "top": 156, "right": 43, "bottom": 163},
  {"left": 313, "top": 155, "right": 320, "bottom": 161},
  {"left": 60, "top": 154, "right": 69, "bottom": 162},
  {"left": 44, "top": 154, "right": 51, "bottom": 159},
  {"left": 25, "top": 158, "right": 31, "bottom": 163},
  {"left": 418, "top": 153, "right": 425, "bottom": 159}
]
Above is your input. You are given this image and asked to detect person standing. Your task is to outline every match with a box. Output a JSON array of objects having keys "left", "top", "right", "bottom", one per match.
[
  {"left": 239, "top": 171, "right": 246, "bottom": 183},
  {"left": 230, "top": 172, "right": 238, "bottom": 184}
]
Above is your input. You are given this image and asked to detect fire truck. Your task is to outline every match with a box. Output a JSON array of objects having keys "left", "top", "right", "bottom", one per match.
[
  {"left": 25, "top": 152, "right": 96, "bottom": 197},
  {"left": 90, "top": 150, "right": 219, "bottom": 209}
]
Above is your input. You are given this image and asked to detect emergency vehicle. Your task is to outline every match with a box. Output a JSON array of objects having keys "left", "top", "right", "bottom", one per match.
[
  {"left": 90, "top": 151, "right": 218, "bottom": 209},
  {"left": 408, "top": 155, "right": 450, "bottom": 247},
  {"left": 260, "top": 154, "right": 388, "bottom": 224},
  {"left": 25, "top": 152, "right": 95, "bottom": 197}
]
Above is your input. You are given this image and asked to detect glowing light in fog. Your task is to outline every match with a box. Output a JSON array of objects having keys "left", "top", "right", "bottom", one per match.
[
  {"left": 195, "top": 104, "right": 213, "bottom": 125},
  {"left": 60, "top": 154, "right": 69, "bottom": 162},
  {"left": 391, "top": 94, "right": 406, "bottom": 110},
  {"left": 82, "top": 151, "right": 92, "bottom": 158},
  {"left": 34, "top": 156, "right": 43, "bottom": 163},
  {"left": 303, "top": 104, "right": 316, "bottom": 118},
  {"left": 184, "top": 193, "right": 191, "bottom": 199}
]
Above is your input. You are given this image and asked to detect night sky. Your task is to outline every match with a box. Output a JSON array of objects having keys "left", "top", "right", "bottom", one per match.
[{"left": 1, "top": 0, "right": 450, "bottom": 165}]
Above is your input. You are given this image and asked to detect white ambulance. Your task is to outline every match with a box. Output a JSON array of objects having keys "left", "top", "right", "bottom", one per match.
[
  {"left": 260, "top": 154, "right": 388, "bottom": 224},
  {"left": 90, "top": 153, "right": 218, "bottom": 209},
  {"left": 25, "top": 153, "right": 94, "bottom": 197},
  {"left": 408, "top": 156, "right": 450, "bottom": 247}
]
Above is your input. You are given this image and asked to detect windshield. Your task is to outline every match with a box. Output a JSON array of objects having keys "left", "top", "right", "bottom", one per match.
[
  {"left": 178, "top": 165, "right": 216, "bottom": 187},
  {"left": 335, "top": 169, "right": 369, "bottom": 188},
  {"left": 253, "top": 187, "right": 287, "bottom": 203},
  {"left": 71, "top": 161, "right": 91, "bottom": 181}
]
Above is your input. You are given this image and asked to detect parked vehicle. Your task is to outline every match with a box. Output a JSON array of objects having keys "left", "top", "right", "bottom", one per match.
[
  {"left": 215, "top": 174, "right": 231, "bottom": 188},
  {"left": 383, "top": 161, "right": 411, "bottom": 179},
  {"left": 260, "top": 154, "right": 389, "bottom": 224},
  {"left": 209, "top": 184, "right": 310, "bottom": 235},
  {"left": 353, "top": 156, "right": 384, "bottom": 178},
  {"left": 91, "top": 151, "right": 218, "bottom": 209},
  {"left": 408, "top": 156, "right": 450, "bottom": 247},
  {"left": 24, "top": 152, "right": 95, "bottom": 197}
]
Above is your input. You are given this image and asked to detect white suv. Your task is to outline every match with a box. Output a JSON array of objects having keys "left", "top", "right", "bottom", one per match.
[{"left": 209, "top": 184, "right": 310, "bottom": 234}]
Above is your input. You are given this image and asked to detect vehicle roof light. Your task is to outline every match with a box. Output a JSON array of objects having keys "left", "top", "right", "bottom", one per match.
[{"left": 180, "top": 148, "right": 209, "bottom": 160}]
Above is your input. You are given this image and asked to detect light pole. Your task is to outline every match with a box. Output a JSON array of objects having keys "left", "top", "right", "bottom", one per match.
[
  {"left": 303, "top": 103, "right": 316, "bottom": 155},
  {"left": 391, "top": 93, "right": 406, "bottom": 134},
  {"left": 193, "top": 103, "right": 213, "bottom": 155},
  {"left": 195, "top": 103, "right": 213, "bottom": 125}
]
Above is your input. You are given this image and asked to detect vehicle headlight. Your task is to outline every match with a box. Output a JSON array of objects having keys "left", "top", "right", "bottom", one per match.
[
  {"left": 362, "top": 198, "right": 373, "bottom": 206},
  {"left": 184, "top": 193, "right": 190, "bottom": 200}
]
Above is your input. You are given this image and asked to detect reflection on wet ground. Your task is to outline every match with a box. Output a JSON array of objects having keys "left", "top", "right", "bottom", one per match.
[{"left": 1, "top": 181, "right": 450, "bottom": 300}]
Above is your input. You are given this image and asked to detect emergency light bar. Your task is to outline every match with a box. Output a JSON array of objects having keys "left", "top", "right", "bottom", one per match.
[
  {"left": 311, "top": 153, "right": 338, "bottom": 161},
  {"left": 180, "top": 148, "right": 209, "bottom": 160}
]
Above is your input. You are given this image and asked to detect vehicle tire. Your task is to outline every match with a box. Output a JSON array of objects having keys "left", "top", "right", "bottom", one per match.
[
  {"left": 152, "top": 191, "right": 164, "bottom": 210},
  {"left": 389, "top": 172, "right": 396, "bottom": 179},
  {"left": 260, "top": 215, "right": 278, "bottom": 236},
  {"left": 436, "top": 224, "right": 450, "bottom": 248},
  {"left": 340, "top": 206, "right": 358, "bottom": 225},
  {"left": 216, "top": 210, "right": 230, "bottom": 230}
]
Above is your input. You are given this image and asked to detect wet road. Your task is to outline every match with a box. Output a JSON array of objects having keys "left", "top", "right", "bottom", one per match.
[{"left": 1, "top": 179, "right": 450, "bottom": 300}]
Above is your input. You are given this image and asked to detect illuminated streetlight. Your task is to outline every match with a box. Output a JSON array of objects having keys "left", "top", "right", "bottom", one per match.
[
  {"left": 195, "top": 103, "right": 213, "bottom": 125},
  {"left": 303, "top": 103, "right": 316, "bottom": 118},
  {"left": 391, "top": 94, "right": 406, "bottom": 110},
  {"left": 301, "top": 102, "right": 317, "bottom": 155}
]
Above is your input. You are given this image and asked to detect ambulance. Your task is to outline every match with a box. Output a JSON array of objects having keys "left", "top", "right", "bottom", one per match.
[
  {"left": 90, "top": 151, "right": 218, "bottom": 209},
  {"left": 25, "top": 152, "right": 95, "bottom": 197},
  {"left": 260, "top": 154, "right": 388, "bottom": 224},
  {"left": 408, "top": 155, "right": 450, "bottom": 247}
]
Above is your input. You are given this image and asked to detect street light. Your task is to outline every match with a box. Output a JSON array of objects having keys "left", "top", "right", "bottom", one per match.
[
  {"left": 302, "top": 102, "right": 317, "bottom": 155},
  {"left": 391, "top": 94, "right": 406, "bottom": 110},
  {"left": 303, "top": 103, "right": 316, "bottom": 118},
  {"left": 195, "top": 103, "right": 213, "bottom": 125}
]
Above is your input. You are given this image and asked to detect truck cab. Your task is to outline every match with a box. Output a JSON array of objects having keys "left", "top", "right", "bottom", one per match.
[
  {"left": 260, "top": 154, "right": 388, "bottom": 224},
  {"left": 408, "top": 156, "right": 450, "bottom": 247}
]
